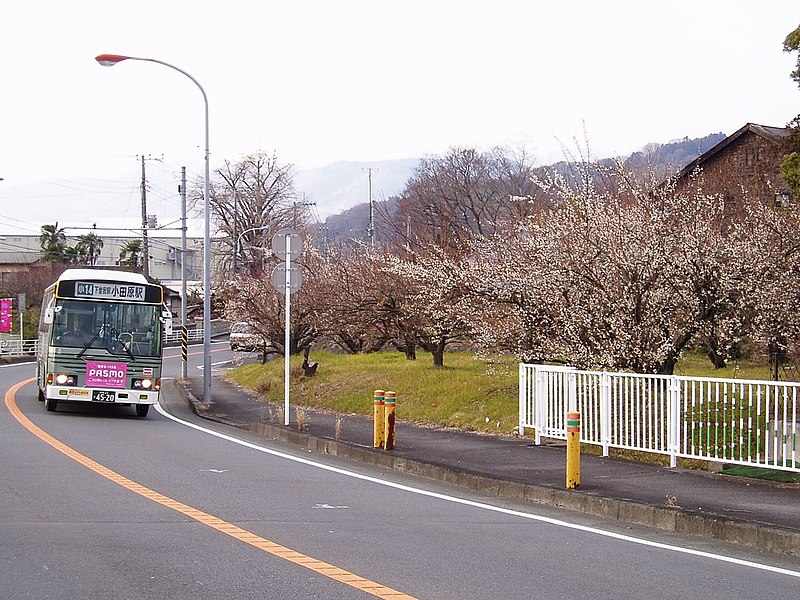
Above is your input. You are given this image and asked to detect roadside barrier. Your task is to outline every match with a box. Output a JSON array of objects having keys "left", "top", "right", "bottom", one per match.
[
  {"left": 373, "top": 390, "right": 385, "bottom": 448},
  {"left": 520, "top": 363, "right": 800, "bottom": 474},
  {"left": 373, "top": 389, "right": 396, "bottom": 450},
  {"left": 384, "top": 391, "right": 396, "bottom": 450},
  {"left": 566, "top": 410, "right": 581, "bottom": 488}
]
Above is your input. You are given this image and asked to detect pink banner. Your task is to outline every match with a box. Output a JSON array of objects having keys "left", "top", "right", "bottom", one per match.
[
  {"left": 0, "top": 299, "right": 11, "bottom": 333},
  {"left": 85, "top": 361, "right": 127, "bottom": 389}
]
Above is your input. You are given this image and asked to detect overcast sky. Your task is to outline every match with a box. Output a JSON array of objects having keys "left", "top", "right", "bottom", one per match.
[{"left": 1, "top": 1, "right": 798, "bottom": 235}]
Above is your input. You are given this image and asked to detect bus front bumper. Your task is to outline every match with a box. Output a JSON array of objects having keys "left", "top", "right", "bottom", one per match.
[{"left": 46, "top": 386, "right": 160, "bottom": 405}]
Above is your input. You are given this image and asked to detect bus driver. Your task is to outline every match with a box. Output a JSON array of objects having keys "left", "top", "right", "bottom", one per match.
[{"left": 58, "top": 313, "right": 93, "bottom": 345}]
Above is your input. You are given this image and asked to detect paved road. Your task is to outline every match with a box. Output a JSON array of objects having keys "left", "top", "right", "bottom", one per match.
[{"left": 1, "top": 344, "right": 798, "bottom": 599}]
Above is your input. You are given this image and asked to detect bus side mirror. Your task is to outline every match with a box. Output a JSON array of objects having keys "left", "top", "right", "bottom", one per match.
[
  {"left": 44, "top": 302, "right": 60, "bottom": 324},
  {"left": 161, "top": 308, "right": 173, "bottom": 335}
]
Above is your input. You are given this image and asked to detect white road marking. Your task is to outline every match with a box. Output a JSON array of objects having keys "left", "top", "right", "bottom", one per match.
[
  {"left": 195, "top": 360, "right": 236, "bottom": 371},
  {"left": 154, "top": 402, "right": 800, "bottom": 579}
]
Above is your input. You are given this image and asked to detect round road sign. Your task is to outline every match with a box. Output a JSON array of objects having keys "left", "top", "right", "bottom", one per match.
[
  {"left": 271, "top": 228, "right": 302, "bottom": 262},
  {"left": 271, "top": 262, "right": 303, "bottom": 295}
]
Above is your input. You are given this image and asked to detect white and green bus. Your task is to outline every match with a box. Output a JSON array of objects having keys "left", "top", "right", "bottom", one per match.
[{"left": 36, "top": 269, "right": 173, "bottom": 417}]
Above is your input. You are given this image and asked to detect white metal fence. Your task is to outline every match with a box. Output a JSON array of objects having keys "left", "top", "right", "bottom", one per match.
[
  {"left": 519, "top": 364, "right": 800, "bottom": 473},
  {"left": 164, "top": 328, "right": 205, "bottom": 345},
  {"left": 0, "top": 338, "right": 39, "bottom": 356}
]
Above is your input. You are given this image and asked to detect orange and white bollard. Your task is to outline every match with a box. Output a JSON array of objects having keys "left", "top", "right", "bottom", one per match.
[
  {"left": 566, "top": 410, "right": 581, "bottom": 489},
  {"left": 373, "top": 390, "right": 385, "bottom": 448},
  {"left": 383, "top": 391, "right": 396, "bottom": 450}
]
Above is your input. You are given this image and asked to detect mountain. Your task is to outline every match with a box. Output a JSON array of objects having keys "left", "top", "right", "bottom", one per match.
[
  {"left": 622, "top": 133, "right": 726, "bottom": 176},
  {"left": 539, "top": 133, "right": 728, "bottom": 185},
  {"left": 294, "top": 158, "right": 419, "bottom": 220},
  {"left": 318, "top": 202, "right": 374, "bottom": 243},
  {"left": 315, "top": 133, "right": 731, "bottom": 243}
]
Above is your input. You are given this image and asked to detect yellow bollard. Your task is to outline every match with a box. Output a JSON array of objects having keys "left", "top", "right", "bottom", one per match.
[
  {"left": 373, "top": 390, "right": 385, "bottom": 448},
  {"left": 383, "top": 391, "right": 396, "bottom": 451},
  {"left": 566, "top": 410, "right": 581, "bottom": 489}
]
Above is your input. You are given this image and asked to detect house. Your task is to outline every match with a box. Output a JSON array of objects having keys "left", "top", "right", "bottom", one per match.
[
  {"left": 0, "top": 234, "right": 205, "bottom": 283},
  {"left": 674, "top": 123, "right": 794, "bottom": 210},
  {"left": 0, "top": 251, "right": 41, "bottom": 290}
]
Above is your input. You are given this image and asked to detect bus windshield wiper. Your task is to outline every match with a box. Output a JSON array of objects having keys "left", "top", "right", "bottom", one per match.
[
  {"left": 77, "top": 328, "right": 103, "bottom": 359},
  {"left": 76, "top": 324, "right": 136, "bottom": 361}
]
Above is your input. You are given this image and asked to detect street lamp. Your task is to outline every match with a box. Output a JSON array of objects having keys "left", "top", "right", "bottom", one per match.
[
  {"left": 235, "top": 225, "right": 272, "bottom": 274},
  {"left": 95, "top": 53, "right": 213, "bottom": 404}
]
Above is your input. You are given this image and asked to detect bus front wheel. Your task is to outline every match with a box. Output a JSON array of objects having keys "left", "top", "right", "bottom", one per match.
[
  {"left": 135, "top": 404, "right": 150, "bottom": 418},
  {"left": 45, "top": 397, "right": 58, "bottom": 412}
]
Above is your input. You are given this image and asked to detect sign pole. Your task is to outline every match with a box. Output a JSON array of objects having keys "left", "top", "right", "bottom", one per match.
[
  {"left": 17, "top": 293, "right": 26, "bottom": 344},
  {"left": 270, "top": 228, "right": 302, "bottom": 429},
  {"left": 284, "top": 235, "right": 291, "bottom": 426}
]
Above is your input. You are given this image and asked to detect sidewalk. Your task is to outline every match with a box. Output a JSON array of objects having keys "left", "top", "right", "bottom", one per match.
[{"left": 164, "top": 375, "right": 800, "bottom": 559}]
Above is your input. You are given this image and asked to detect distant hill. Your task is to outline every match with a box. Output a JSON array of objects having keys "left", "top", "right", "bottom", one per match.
[
  {"left": 318, "top": 201, "right": 374, "bottom": 243},
  {"left": 541, "top": 133, "right": 728, "bottom": 184},
  {"left": 294, "top": 158, "right": 419, "bottom": 220},
  {"left": 315, "top": 133, "right": 731, "bottom": 244},
  {"left": 622, "top": 133, "right": 726, "bottom": 175}
]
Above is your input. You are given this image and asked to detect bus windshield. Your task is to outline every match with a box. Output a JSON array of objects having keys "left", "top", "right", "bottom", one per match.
[{"left": 52, "top": 299, "right": 161, "bottom": 358}]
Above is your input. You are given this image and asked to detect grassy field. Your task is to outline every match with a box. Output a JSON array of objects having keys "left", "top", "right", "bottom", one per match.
[
  {"left": 225, "top": 351, "right": 521, "bottom": 434},
  {"left": 671, "top": 351, "right": 784, "bottom": 381},
  {"left": 223, "top": 349, "right": 791, "bottom": 436}
]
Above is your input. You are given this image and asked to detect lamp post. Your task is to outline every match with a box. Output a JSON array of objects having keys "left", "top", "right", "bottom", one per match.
[
  {"left": 96, "top": 53, "right": 213, "bottom": 404},
  {"left": 235, "top": 225, "right": 271, "bottom": 274}
]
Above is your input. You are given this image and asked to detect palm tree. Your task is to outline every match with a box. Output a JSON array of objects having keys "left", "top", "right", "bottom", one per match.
[
  {"left": 119, "top": 239, "right": 143, "bottom": 269},
  {"left": 61, "top": 246, "right": 82, "bottom": 265},
  {"left": 39, "top": 222, "right": 67, "bottom": 262},
  {"left": 75, "top": 232, "right": 104, "bottom": 266},
  {"left": 39, "top": 222, "right": 66, "bottom": 249}
]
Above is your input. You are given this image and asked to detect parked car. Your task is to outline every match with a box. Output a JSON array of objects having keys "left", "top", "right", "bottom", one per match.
[{"left": 229, "top": 322, "right": 264, "bottom": 352}]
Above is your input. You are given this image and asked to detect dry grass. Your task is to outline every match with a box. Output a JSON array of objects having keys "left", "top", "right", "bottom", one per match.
[
  {"left": 295, "top": 406, "right": 308, "bottom": 431},
  {"left": 225, "top": 351, "right": 520, "bottom": 434},
  {"left": 225, "top": 349, "right": 785, "bottom": 437}
]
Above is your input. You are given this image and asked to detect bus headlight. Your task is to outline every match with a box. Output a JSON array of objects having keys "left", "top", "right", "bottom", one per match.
[
  {"left": 53, "top": 373, "right": 76, "bottom": 386},
  {"left": 133, "top": 378, "right": 153, "bottom": 389}
]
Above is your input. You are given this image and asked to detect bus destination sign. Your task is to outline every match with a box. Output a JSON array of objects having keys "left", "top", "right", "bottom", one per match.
[{"left": 76, "top": 281, "right": 146, "bottom": 302}]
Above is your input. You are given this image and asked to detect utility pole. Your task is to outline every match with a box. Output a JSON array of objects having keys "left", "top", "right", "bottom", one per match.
[
  {"left": 179, "top": 166, "right": 188, "bottom": 380},
  {"left": 232, "top": 188, "right": 238, "bottom": 274},
  {"left": 319, "top": 226, "right": 329, "bottom": 253},
  {"left": 364, "top": 167, "right": 378, "bottom": 246},
  {"left": 292, "top": 193, "right": 316, "bottom": 228},
  {"left": 140, "top": 154, "right": 150, "bottom": 277},
  {"left": 367, "top": 167, "right": 374, "bottom": 245}
]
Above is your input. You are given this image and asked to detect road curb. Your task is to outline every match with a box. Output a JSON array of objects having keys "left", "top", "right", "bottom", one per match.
[{"left": 171, "top": 380, "right": 800, "bottom": 558}]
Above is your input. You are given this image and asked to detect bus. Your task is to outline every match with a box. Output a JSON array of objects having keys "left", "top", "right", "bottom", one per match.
[{"left": 36, "top": 268, "right": 173, "bottom": 417}]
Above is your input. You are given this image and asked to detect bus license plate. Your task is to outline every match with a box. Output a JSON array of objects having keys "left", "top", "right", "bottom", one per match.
[{"left": 92, "top": 390, "right": 116, "bottom": 403}]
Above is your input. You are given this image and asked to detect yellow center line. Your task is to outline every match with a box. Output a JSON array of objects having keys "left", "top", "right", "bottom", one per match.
[{"left": 5, "top": 378, "right": 415, "bottom": 600}]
